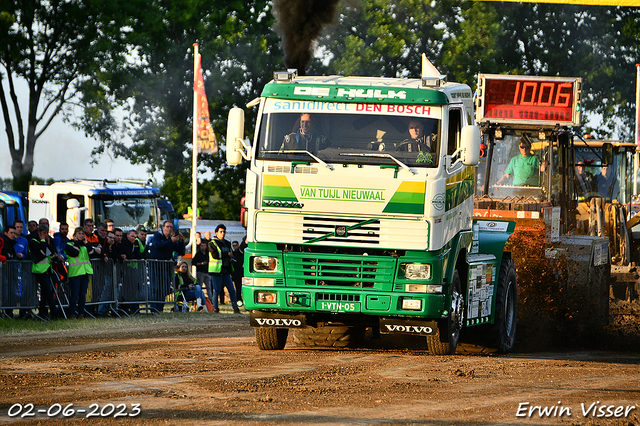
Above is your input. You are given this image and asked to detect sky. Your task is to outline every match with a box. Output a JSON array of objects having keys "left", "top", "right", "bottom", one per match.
[{"left": 0, "top": 79, "right": 160, "bottom": 185}]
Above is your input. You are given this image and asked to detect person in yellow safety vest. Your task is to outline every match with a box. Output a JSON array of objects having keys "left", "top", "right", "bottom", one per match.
[
  {"left": 183, "top": 206, "right": 201, "bottom": 220},
  {"left": 208, "top": 224, "right": 240, "bottom": 314},
  {"left": 65, "top": 227, "right": 101, "bottom": 319},
  {"left": 135, "top": 225, "right": 149, "bottom": 258},
  {"left": 28, "top": 224, "right": 65, "bottom": 320}
]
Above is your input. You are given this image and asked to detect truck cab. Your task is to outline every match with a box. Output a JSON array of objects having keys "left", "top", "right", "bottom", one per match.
[
  {"left": 226, "top": 61, "right": 517, "bottom": 354},
  {"left": 29, "top": 180, "right": 161, "bottom": 232}
]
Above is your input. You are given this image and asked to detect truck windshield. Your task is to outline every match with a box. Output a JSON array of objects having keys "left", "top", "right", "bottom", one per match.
[
  {"left": 93, "top": 198, "right": 158, "bottom": 230},
  {"left": 479, "top": 134, "right": 546, "bottom": 200},
  {"left": 256, "top": 101, "right": 441, "bottom": 168}
]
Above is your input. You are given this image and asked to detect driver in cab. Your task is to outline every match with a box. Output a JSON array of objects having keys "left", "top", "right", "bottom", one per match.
[
  {"left": 496, "top": 137, "right": 544, "bottom": 186},
  {"left": 281, "top": 113, "right": 327, "bottom": 152}
]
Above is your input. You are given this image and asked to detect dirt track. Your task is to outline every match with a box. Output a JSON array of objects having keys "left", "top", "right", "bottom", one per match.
[{"left": 0, "top": 310, "right": 639, "bottom": 426}]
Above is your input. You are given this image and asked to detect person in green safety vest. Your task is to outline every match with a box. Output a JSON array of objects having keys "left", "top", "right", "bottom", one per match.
[
  {"left": 65, "top": 227, "right": 101, "bottom": 319},
  {"left": 208, "top": 224, "right": 240, "bottom": 313},
  {"left": 28, "top": 224, "right": 65, "bottom": 320},
  {"left": 135, "top": 225, "right": 149, "bottom": 258},
  {"left": 183, "top": 206, "right": 201, "bottom": 220}
]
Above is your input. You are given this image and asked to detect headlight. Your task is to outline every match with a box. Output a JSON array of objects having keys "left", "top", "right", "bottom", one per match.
[
  {"left": 403, "top": 263, "right": 431, "bottom": 280},
  {"left": 257, "top": 292, "right": 277, "bottom": 304},
  {"left": 253, "top": 256, "right": 278, "bottom": 273},
  {"left": 401, "top": 298, "right": 422, "bottom": 311}
]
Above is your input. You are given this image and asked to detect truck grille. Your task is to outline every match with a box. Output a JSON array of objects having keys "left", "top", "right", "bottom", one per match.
[
  {"left": 284, "top": 252, "right": 396, "bottom": 289},
  {"left": 302, "top": 216, "right": 380, "bottom": 245},
  {"left": 255, "top": 211, "right": 429, "bottom": 251}
]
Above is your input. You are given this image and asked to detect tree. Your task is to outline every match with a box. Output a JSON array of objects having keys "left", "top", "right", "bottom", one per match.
[
  {"left": 314, "top": 0, "right": 441, "bottom": 78},
  {"left": 316, "top": 1, "right": 639, "bottom": 139},
  {"left": 492, "top": 3, "right": 639, "bottom": 138},
  {"left": 0, "top": 0, "right": 130, "bottom": 191},
  {"left": 78, "top": 0, "right": 283, "bottom": 220}
]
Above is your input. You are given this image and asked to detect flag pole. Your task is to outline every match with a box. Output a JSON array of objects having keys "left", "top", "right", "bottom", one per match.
[
  {"left": 635, "top": 64, "right": 639, "bottom": 197},
  {"left": 191, "top": 43, "right": 199, "bottom": 270}
]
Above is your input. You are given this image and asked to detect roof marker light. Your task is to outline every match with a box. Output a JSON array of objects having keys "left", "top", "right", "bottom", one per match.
[{"left": 274, "top": 69, "right": 298, "bottom": 82}]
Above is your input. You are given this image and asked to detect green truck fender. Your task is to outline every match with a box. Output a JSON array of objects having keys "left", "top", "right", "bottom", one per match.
[
  {"left": 444, "top": 219, "right": 516, "bottom": 288},
  {"left": 473, "top": 218, "right": 516, "bottom": 267}
]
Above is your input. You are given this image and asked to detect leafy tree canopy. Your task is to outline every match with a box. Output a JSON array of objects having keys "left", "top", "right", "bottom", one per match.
[
  {"left": 3, "top": 0, "right": 638, "bottom": 218},
  {"left": 77, "top": 0, "right": 282, "bottom": 220},
  {"left": 0, "top": 0, "right": 131, "bottom": 190},
  {"left": 319, "top": 1, "right": 639, "bottom": 139}
]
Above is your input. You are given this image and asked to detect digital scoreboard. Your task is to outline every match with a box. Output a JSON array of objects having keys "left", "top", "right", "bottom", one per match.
[{"left": 476, "top": 74, "right": 582, "bottom": 126}]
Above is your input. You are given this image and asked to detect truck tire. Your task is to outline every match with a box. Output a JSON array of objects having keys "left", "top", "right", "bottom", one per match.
[
  {"left": 255, "top": 327, "right": 289, "bottom": 350},
  {"left": 492, "top": 257, "right": 518, "bottom": 353},
  {"left": 293, "top": 325, "right": 365, "bottom": 348},
  {"left": 427, "top": 270, "right": 464, "bottom": 355}
]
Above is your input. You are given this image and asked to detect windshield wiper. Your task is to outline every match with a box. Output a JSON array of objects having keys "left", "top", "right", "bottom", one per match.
[
  {"left": 262, "top": 150, "right": 333, "bottom": 171},
  {"left": 339, "top": 152, "right": 417, "bottom": 175}
]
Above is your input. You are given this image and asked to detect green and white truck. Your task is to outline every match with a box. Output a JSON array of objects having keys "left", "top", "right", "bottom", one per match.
[{"left": 226, "top": 58, "right": 518, "bottom": 354}]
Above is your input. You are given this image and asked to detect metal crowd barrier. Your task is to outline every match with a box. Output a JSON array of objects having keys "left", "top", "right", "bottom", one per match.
[
  {"left": 144, "top": 260, "right": 176, "bottom": 313},
  {"left": 0, "top": 261, "right": 38, "bottom": 317},
  {"left": 87, "top": 259, "right": 118, "bottom": 317},
  {"left": 0, "top": 259, "right": 177, "bottom": 318}
]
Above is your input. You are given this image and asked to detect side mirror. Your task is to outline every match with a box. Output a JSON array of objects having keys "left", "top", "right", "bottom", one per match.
[
  {"left": 226, "top": 107, "right": 246, "bottom": 165},
  {"left": 601, "top": 142, "right": 613, "bottom": 166},
  {"left": 460, "top": 125, "right": 480, "bottom": 166}
]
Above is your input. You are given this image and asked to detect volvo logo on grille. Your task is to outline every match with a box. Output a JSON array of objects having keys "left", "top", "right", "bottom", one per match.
[
  {"left": 263, "top": 199, "right": 304, "bottom": 208},
  {"left": 335, "top": 225, "right": 348, "bottom": 237}
]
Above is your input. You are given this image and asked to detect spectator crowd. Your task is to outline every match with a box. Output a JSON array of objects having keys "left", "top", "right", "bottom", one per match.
[{"left": 0, "top": 218, "right": 247, "bottom": 320}]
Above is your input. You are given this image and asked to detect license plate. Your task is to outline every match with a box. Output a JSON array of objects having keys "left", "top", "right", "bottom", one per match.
[{"left": 316, "top": 301, "right": 360, "bottom": 312}]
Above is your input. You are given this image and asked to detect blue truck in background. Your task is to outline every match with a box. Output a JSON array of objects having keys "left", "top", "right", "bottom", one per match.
[{"left": 0, "top": 191, "right": 28, "bottom": 235}]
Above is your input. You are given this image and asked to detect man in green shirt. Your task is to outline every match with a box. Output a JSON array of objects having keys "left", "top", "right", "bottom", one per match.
[{"left": 497, "top": 137, "right": 542, "bottom": 186}]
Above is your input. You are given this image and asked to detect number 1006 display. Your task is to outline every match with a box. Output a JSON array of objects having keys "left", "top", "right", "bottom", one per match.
[{"left": 476, "top": 74, "right": 582, "bottom": 126}]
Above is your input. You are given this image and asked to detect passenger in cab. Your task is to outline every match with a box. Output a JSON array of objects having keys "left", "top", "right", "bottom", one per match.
[
  {"left": 574, "top": 161, "right": 596, "bottom": 199},
  {"left": 596, "top": 164, "right": 617, "bottom": 201}
]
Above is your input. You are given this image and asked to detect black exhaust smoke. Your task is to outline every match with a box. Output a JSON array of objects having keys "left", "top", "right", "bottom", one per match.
[{"left": 273, "top": 0, "right": 341, "bottom": 76}]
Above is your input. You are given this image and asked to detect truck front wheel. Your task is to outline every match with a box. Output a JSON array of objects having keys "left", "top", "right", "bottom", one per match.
[
  {"left": 255, "top": 327, "right": 289, "bottom": 350},
  {"left": 492, "top": 257, "right": 517, "bottom": 353},
  {"left": 427, "top": 270, "right": 464, "bottom": 355}
]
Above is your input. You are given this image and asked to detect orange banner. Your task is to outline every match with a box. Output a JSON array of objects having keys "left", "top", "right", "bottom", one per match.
[{"left": 194, "top": 55, "right": 217, "bottom": 154}]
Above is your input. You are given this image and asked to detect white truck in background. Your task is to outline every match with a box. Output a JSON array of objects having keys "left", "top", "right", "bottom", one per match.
[{"left": 29, "top": 179, "right": 162, "bottom": 232}]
